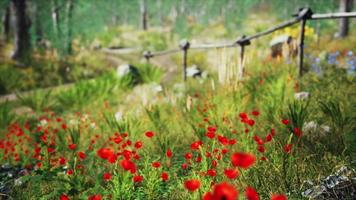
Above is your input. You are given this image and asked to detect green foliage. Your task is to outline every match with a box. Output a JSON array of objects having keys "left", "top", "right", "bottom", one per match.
[
  {"left": 136, "top": 63, "right": 163, "bottom": 83},
  {"left": 0, "top": 101, "right": 15, "bottom": 129},
  {"left": 286, "top": 100, "right": 309, "bottom": 132},
  {"left": 16, "top": 89, "right": 54, "bottom": 112}
]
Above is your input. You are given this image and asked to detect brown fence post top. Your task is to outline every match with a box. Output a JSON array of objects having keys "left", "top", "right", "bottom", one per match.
[
  {"left": 179, "top": 39, "right": 190, "bottom": 50},
  {"left": 236, "top": 35, "right": 251, "bottom": 46}
]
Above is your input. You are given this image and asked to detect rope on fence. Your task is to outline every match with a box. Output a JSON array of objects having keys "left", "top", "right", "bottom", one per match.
[{"left": 142, "top": 8, "right": 356, "bottom": 81}]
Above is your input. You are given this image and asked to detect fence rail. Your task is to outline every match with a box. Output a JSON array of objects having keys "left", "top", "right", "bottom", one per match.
[{"left": 143, "top": 8, "right": 356, "bottom": 81}]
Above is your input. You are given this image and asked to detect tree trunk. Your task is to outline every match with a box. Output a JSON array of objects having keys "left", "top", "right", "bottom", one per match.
[
  {"left": 338, "top": 0, "right": 352, "bottom": 38},
  {"left": 65, "top": 0, "right": 73, "bottom": 54},
  {"left": 140, "top": 0, "right": 148, "bottom": 30},
  {"left": 11, "top": 0, "right": 31, "bottom": 62},
  {"left": 51, "top": 0, "right": 60, "bottom": 37},
  {"left": 33, "top": 2, "right": 43, "bottom": 45},
  {"left": 2, "top": 6, "right": 11, "bottom": 41}
]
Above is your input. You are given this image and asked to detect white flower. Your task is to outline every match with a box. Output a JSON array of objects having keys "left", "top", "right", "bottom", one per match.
[{"left": 115, "top": 112, "right": 123, "bottom": 121}]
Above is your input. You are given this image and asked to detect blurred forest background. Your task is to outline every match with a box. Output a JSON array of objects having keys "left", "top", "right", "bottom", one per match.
[{"left": 0, "top": 0, "right": 354, "bottom": 95}]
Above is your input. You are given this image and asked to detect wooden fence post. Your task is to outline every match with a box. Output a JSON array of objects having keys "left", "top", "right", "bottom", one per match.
[
  {"left": 297, "top": 8, "right": 313, "bottom": 77},
  {"left": 143, "top": 51, "right": 152, "bottom": 64},
  {"left": 236, "top": 35, "right": 250, "bottom": 79},
  {"left": 179, "top": 39, "right": 190, "bottom": 82},
  {"left": 298, "top": 18, "right": 306, "bottom": 77}
]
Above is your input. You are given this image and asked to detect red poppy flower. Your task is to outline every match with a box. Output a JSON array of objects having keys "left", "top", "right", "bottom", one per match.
[
  {"left": 60, "top": 194, "right": 70, "bottom": 200},
  {"left": 207, "top": 126, "right": 217, "bottom": 132},
  {"left": 166, "top": 149, "right": 172, "bottom": 158},
  {"left": 145, "top": 131, "right": 155, "bottom": 138},
  {"left": 239, "top": 112, "right": 248, "bottom": 119},
  {"left": 283, "top": 144, "right": 293, "bottom": 154},
  {"left": 251, "top": 110, "right": 260, "bottom": 116},
  {"left": 152, "top": 161, "right": 161, "bottom": 168},
  {"left": 88, "top": 194, "right": 102, "bottom": 200},
  {"left": 184, "top": 179, "right": 201, "bottom": 191},
  {"left": 134, "top": 141, "right": 143, "bottom": 149},
  {"left": 281, "top": 119, "right": 289, "bottom": 125},
  {"left": 185, "top": 153, "right": 193, "bottom": 160},
  {"left": 253, "top": 136, "right": 264, "bottom": 145},
  {"left": 271, "top": 194, "right": 287, "bottom": 200},
  {"left": 120, "top": 159, "right": 136, "bottom": 171},
  {"left": 67, "top": 169, "right": 73, "bottom": 175},
  {"left": 97, "top": 148, "right": 114, "bottom": 160},
  {"left": 161, "top": 172, "right": 169, "bottom": 181},
  {"left": 47, "top": 147, "right": 55, "bottom": 153},
  {"left": 203, "top": 182, "right": 238, "bottom": 200},
  {"left": 103, "top": 172, "right": 112, "bottom": 181},
  {"left": 228, "top": 139, "right": 237, "bottom": 145},
  {"left": 77, "top": 151, "right": 86, "bottom": 160},
  {"left": 265, "top": 134, "right": 273, "bottom": 142},
  {"left": 206, "top": 131, "right": 215, "bottom": 139},
  {"left": 245, "top": 186, "right": 259, "bottom": 200},
  {"left": 68, "top": 144, "right": 76, "bottom": 150},
  {"left": 224, "top": 168, "right": 239, "bottom": 179},
  {"left": 61, "top": 123, "right": 67, "bottom": 130},
  {"left": 133, "top": 175, "right": 143, "bottom": 183},
  {"left": 182, "top": 163, "right": 188, "bottom": 169},
  {"left": 207, "top": 169, "right": 216, "bottom": 177},
  {"left": 190, "top": 141, "right": 203, "bottom": 150},
  {"left": 218, "top": 135, "right": 229, "bottom": 146},
  {"left": 231, "top": 152, "right": 256, "bottom": 169},
  {"left": 293, "top": 127, "right": 302, "bottom": 138},
  {"left": 59, "top": 157, "right": 66, "bottom": 165},
  {"left": 257, "top": 145, "right": 265, "bottom": 153},
  {"left": 247, "top": 119, "right": 255, "bottom": 126},
  {"left": 271, "top": 128, "right": 276, "bottom": 136}
]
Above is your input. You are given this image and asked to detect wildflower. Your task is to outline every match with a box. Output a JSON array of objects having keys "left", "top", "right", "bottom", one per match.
[
  {"left": 265, "top": 134, "right": 273, "bottom": 142},
  {"left": 161, "top": 172, "right": 169, "bottom": 181},
  {"left": 88, "top": 194, "right": 102, "bottom": 200},
  {"left": 181, "top": 163, "right": 188, "bottom": 169},
  {"left": 77, "top": 151, "right": 86, "bottom": 160},
  {"left": 120, "top": 159, "right": 136, "bottom": 172},
  {"left": 251, "top": 110, "right": 260, "bottom": 116},
  {"left": 271, "top": 194, "right": 287, "bottom": 200},
  {"left": 203, "top": 182, "right": 238, "bottom": 200},
  {"left": 68, "top": 144, "right": 76, "bottom": 150},
  {"left": 281, "top": 119, "right": 289, "bottom": 125},
  {"left": 61, "top": 123, "right": 67, "bottom": 130},
  {"left": 293, "top": 127, "right": 302, "bottom": 138},
  {"left": 145, "top": 131, "right": 155, "bottom": 138},
  {"left": 103, "top": 172, "right": 112, "bottom": 181},
  {"left": 133, "top": 175, "right": 143, "bottom": 183},
  {"left": 134, "top": 141, "right": 143, "bottom": 149},
  {"left": 206, "top": 131, "right": 215, "bottom": 139},
  {"left": 97, "top": 148, "right": 114, "bottom": 160},
  {"left": 152, "top": 161, "right": 161, "bottom": 168},
  {"left": 60, "top": 194, "right": 70, "bottom": 200},
  {"left": 257, "top": 145, "right": 265, "bottom": 153},
  {"left": 185, "top": 153, "right": 193, "bottom": 160},
  {"left": 59, "top": 157, "right": 66, "bottom": 165},
  {"left": 184, "top": 179, "right": 201, "bottom": 191},
  {"left": 166, "top": 149, "right": 173, "bottom": 158},
  {"left": 190, "top": 141, "right": 203, "bottom": 150},
  {"left": 239, "top": 112, "right": 248, "bottom": 119},
  {"left": 283, "top": 144, "right": 293, "bottom": 154},
  {"left": 47, "top": 147, "right": 55, "bottom": 153},
  {"left": 231, "top": 152, "right": 256, "bottom": 169},
  {"left": 245, "top": 186, "right": 259, "bottom": 200},
  {"left": 224, "top": 168, "right": 239, "bottom": 179},
  {"left": 67, "top": 169, "right": 73, "bottom": 175},
  {"left": 207, "top": 169, "right": 216, "bottom": 177}
]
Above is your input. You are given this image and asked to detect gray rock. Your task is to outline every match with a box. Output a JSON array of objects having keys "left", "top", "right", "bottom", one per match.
[{"left": 294, "top": 92, "right": 310, "bottom": 100}]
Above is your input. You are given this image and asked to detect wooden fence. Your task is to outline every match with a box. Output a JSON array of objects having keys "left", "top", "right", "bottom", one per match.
[{"left": 142, "top": 8, "right": 356, "bottom": 81}]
